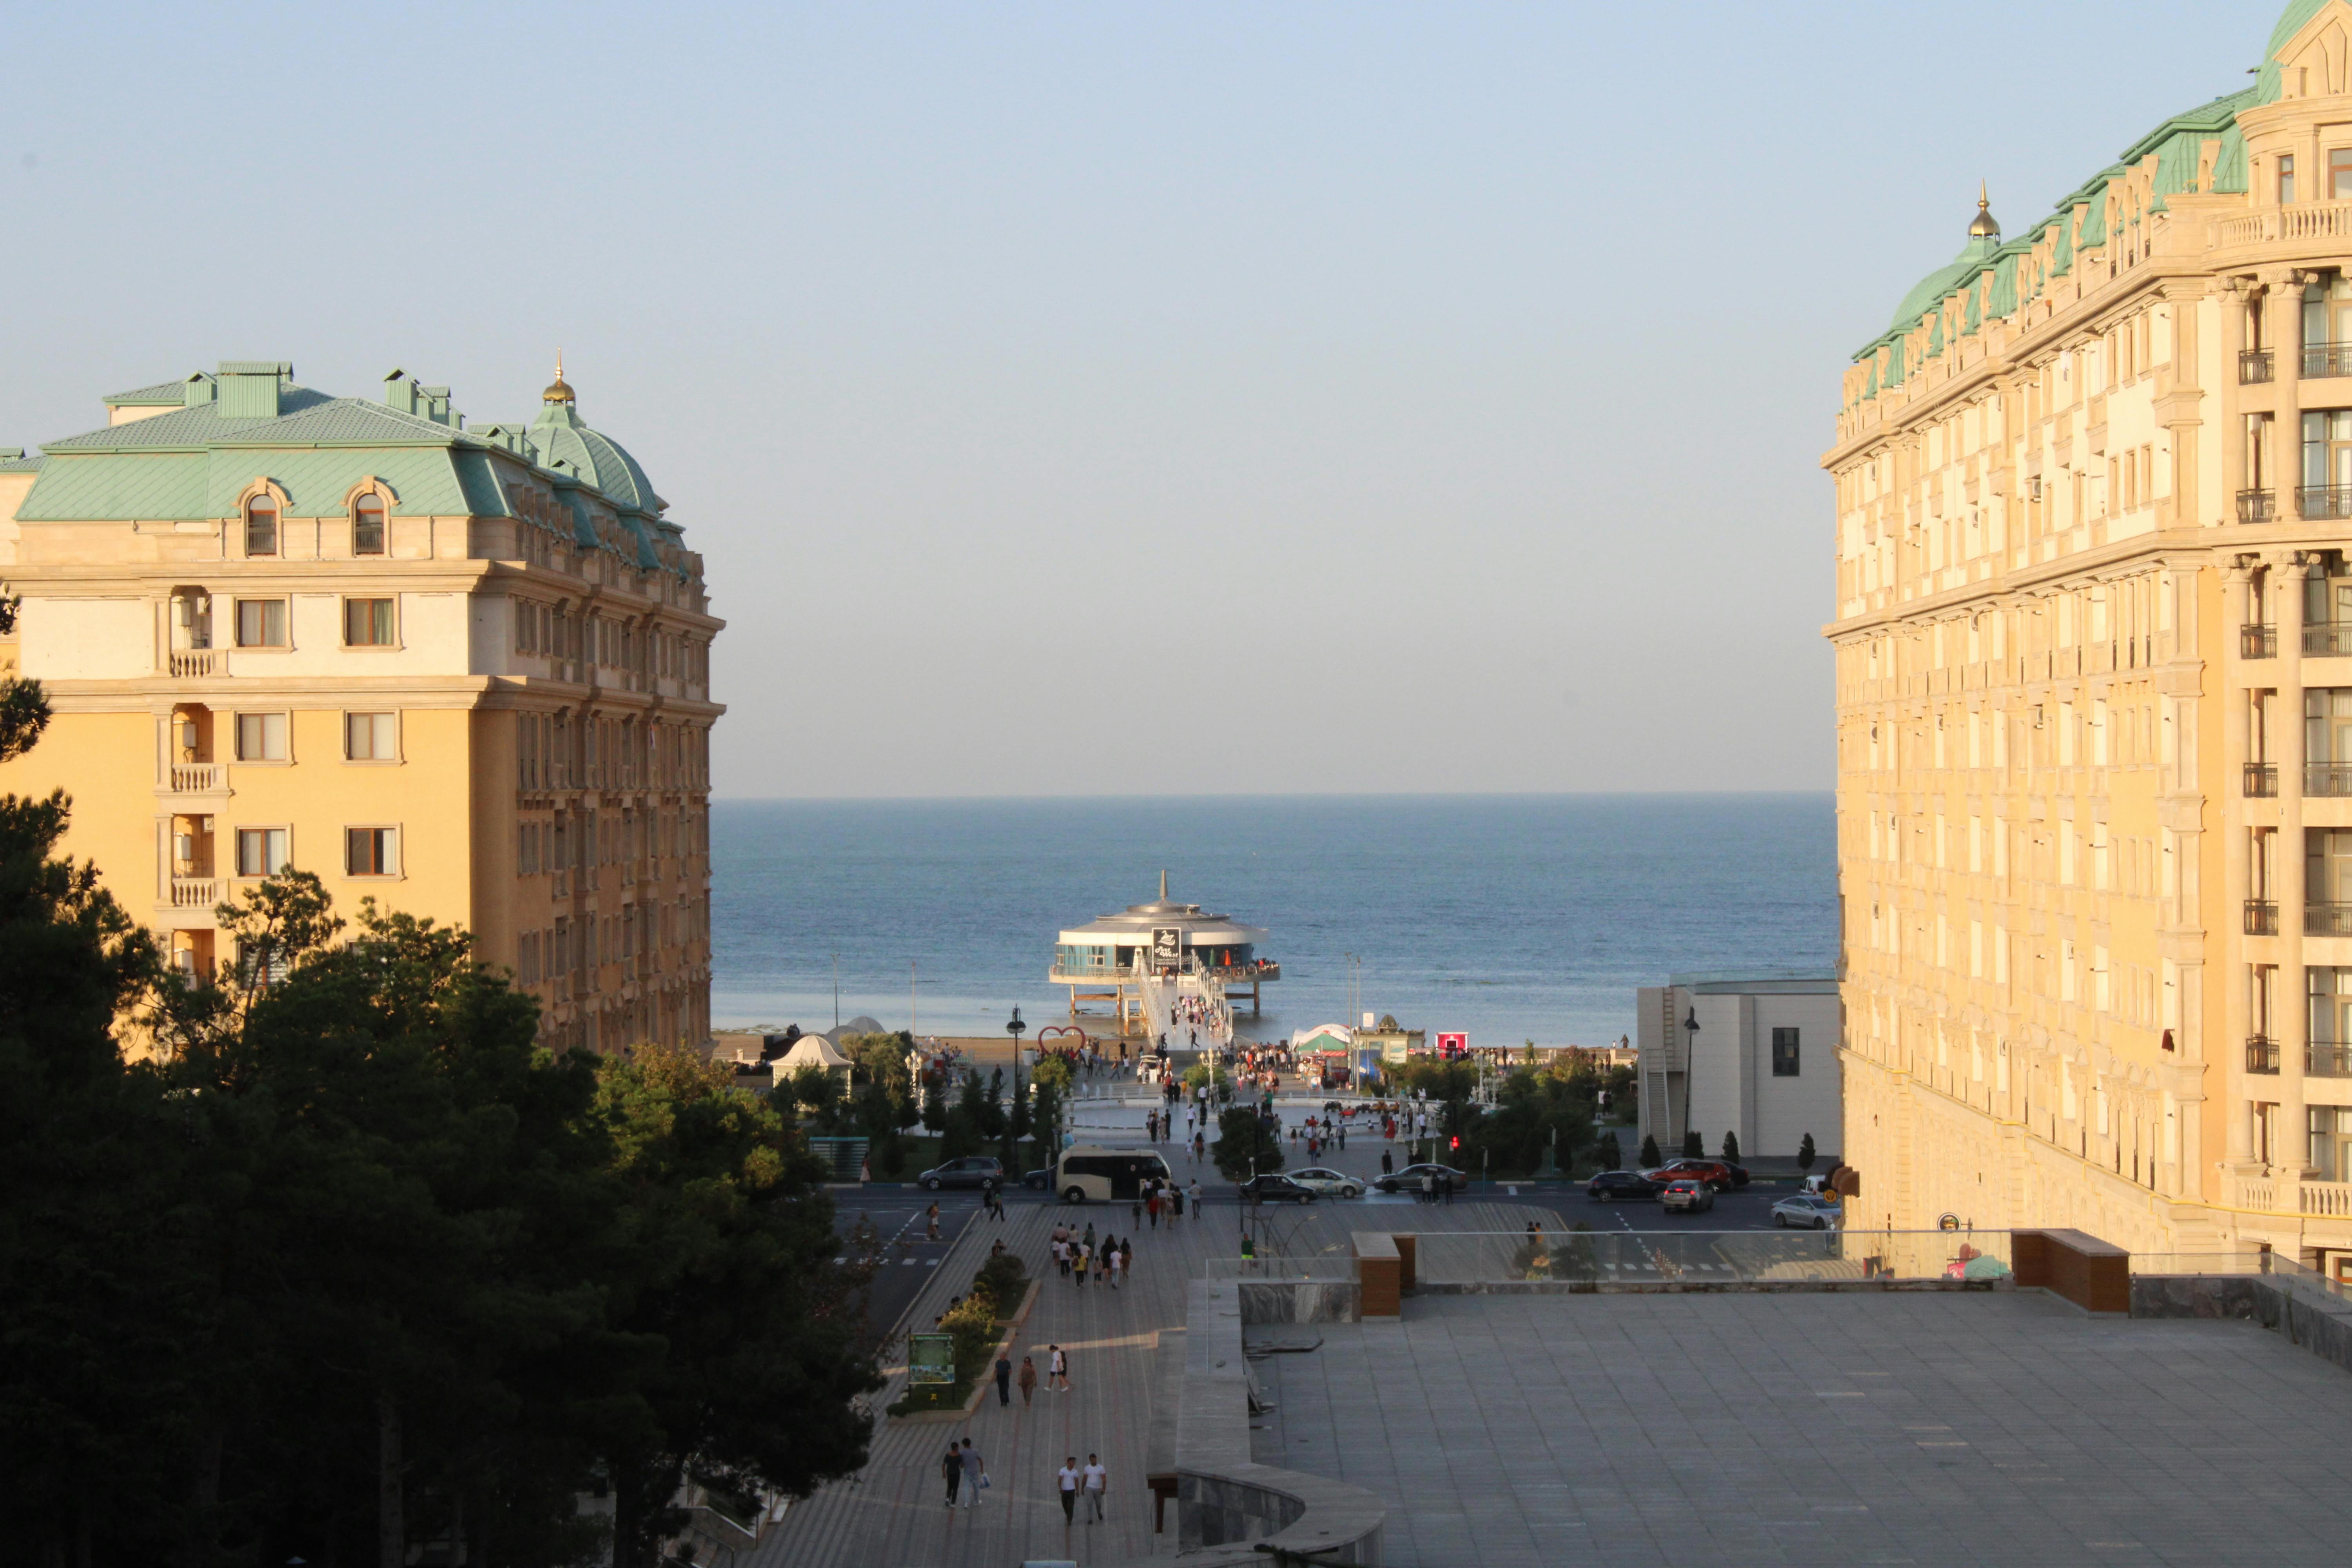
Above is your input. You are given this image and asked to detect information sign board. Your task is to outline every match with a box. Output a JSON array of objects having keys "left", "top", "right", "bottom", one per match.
[{"left": 907, "top": 1333, "right": 956, "bottom": 1387}]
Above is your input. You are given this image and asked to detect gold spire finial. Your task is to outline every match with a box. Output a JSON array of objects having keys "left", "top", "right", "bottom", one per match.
[
  {"left": 542, "top": 350, "right": 575, "bottom": 406},
  {"left": 1968, "top": 182, "right": 2000, "bottom": 240}
]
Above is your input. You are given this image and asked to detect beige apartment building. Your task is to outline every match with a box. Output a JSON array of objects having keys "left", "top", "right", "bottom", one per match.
[
  {"left": 0, "top": 359, "right": 721, "bottom": 1054},
  {"left": 1826, "top": 0, "right": 2352, "bottom": 1278}
]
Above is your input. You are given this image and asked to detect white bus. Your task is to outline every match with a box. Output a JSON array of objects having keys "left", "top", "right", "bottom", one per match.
[{"left": 1054, "top": 1145, "right": 1174, "bottom": 1204}]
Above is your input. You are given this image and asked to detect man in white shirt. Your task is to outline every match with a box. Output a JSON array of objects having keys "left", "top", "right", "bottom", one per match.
[
  {"left": 1058, "top": 1457, "right": 1081, "bottom": 1524},
  {"left": 1083, "top": 1453, "right": 1109, "bottom": 1522}
]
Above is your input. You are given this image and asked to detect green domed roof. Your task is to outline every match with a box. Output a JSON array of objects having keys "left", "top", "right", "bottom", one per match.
[
  {"left": 529, "top": 398, "right": 660, "bottom": 514},
  {"left": 1889, "top": 234, "right": 2000, "bottom": 332}
]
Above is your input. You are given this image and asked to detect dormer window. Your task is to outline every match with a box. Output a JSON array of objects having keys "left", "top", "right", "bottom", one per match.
[
  {"left": 2281, "top": 154, "right": 2299, "bottom": 206},
  {"left": 354, "top": 492, "right": 385, "bottom": 555},
  {"left": 244, "top": 494, "right": 278, "bottom": 557}
]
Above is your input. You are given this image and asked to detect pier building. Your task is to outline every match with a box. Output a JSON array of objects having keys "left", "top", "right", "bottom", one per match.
[
  {"left": 0, "top": 359, "right": 721, "bottom": 1054},
  {"left": 1826, "top": 0, "right": 2352, "bottom": 1275},
  {"left": 1049, "top": 873, "right": 1278, "bottom": 1040}
]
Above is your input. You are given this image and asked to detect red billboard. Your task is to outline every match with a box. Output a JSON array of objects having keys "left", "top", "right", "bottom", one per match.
[{"left": 1436, "top": 1031, "right": 1468, "bottom": 1059}]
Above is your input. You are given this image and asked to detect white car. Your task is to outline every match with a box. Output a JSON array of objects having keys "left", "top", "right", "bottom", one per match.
[
  {"left": 1287, "top": 1166, "right": 1366, "bottom": 1198},
  {"left": 1771, "top": 1194, "right": 1842, "bottom": 1230}
]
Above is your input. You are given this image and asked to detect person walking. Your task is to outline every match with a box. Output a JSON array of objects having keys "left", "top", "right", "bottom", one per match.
[
  {"left": 1050, "top": 1343, "right": 1069, "bottom": 1391},
  {"left": 959, "top": 1437, "right": 986, "bottom": 1507},
  {"left": 995, "top": 1352, "right": 1013, "bottom": 1406},
  {"left": 1058, "top": 1457, "right": 1081, "bottom": 1524},
  {"left": 1018, "top": 1354, "right": 1038, "bottom": 1406},
  {"left": 1169, "top": 1180, "right": 1184, "bottom": 1220},
  {"left": 1073, "top": 1240, "right": 1089, "bottom": 1288},
  {"left": 1146, "top": 1187, "right": 1161, "bottom": 1229},
  {"left": 1120, "top": 1236, "right": 1134, "bottom": 1279},
  {"left": 1083, "top": 1452, "right": 1109, "bottom": 1522},
  {"left": 1188, "top": 1178, "right": 1202, "bottom": 1218},
  {"left": 1109, "top": 1240, "right": 1123, "bottom": 1289},
  {"left": 926, "top": 1202, "right": 940, "bottom": 1241},
  {"left": 942, "top": 1443, "right": 964, "bottom": 1508}
]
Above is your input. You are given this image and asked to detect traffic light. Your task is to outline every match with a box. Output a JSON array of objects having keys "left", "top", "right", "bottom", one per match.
[{"left": 1449, "top": 1135, "right": 1460, "bottom": 1152}]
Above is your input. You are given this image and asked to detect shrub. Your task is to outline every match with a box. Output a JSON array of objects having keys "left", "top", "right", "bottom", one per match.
[
  {"left": 1721, "top": 1131, "right": 1740, "bottom": 1163},
  {"left": 973, "top": 1252, "right": 1026, "bottom": 1316},
  {"left": 1594, "top": 1131, "right": 1622, "bottom": 1174},
  {"left": 1681, "top": 1129, "right": 1703, "bottom": 1159},
  {"left": 1639, "top": 1134, "right": 1661, "bottom": 1167},
  {"left": 1797, "top": 1133, "right": 1817, "bottom": 1172}
]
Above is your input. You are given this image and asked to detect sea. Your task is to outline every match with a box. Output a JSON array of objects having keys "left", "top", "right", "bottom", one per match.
[{"left": 711, "top": 793, "right": 1836, "bottom": 1050}]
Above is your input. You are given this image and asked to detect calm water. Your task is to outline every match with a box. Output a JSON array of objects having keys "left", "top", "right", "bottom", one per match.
[{"left": 711, "top": 794, "right": 1836, "bottom": 1047}]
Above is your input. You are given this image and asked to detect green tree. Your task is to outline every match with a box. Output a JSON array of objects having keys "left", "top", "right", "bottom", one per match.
[
  {"left": 1639, "top": 1133, "right": 1661, "bottom": 1167},
  {"left": 1594, "top": 1131, "right": 1623, "bottom": 1174},
  {"left": 1682, "top": 1129, "right": 1704, "bottom": 1158},
  {"left": 1722, "top": 1130, "right": 1740, "bottom": 1163},
  {"left": 1212, "top": 1105, "right": 1282, "bottom": 1181},
  {"left": 1797, "top": 1133, "right": 1817, "bottom": 1172}
]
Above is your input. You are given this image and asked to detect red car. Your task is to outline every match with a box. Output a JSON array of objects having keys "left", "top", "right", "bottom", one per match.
[{"left": 1639, "top": 1158, "right": 1748, "bottom": 1193}]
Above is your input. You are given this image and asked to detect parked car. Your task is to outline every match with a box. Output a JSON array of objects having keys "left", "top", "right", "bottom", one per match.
[
  {"left": 1771, "top": 1194, "right": 1841, "bottom": 1230},
  {"left": 1659, "top": 1178, "right": 1716, "bottom": 1214},
  {"left": 1288, "top": 1166, "right": 1366, "bottom": 1198},
  {"left": 1022, "top": 1166, "right": 1054, "bottom": 1191},
  {"left": 1586, "top": 1170, "right": 1664, "bottom": 1201},
  {"left": 917, "top": 1155, "right": 1004, "bottom": 1191},
  {"left": 1371, "top": 1163, "right": 1469, "bottom": 1195},
  {"left": 1238, "top": 1173, "right": 1317, "bottom": 1205},
  {"left": 1641, "top": 1158, "right": 1748, "bottom": 1192}
]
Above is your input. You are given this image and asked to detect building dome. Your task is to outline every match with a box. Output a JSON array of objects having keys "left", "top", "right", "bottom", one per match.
[
  {"left": 527, "top": 372, "right": 661, "bottom": 514},
  {"left": 1886, "top": 190, "right": 2006, "bottom": 331},
  {"left": 1968, "top": 184, "right": 2000, "bottom": 240}
]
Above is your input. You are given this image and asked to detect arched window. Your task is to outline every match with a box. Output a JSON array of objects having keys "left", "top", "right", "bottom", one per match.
[
  {"left": 354, "top": 492, "right": 385, "bottom": 555},
  {"left": 244, "top": 494, "right": 278, "bottom": 557}
]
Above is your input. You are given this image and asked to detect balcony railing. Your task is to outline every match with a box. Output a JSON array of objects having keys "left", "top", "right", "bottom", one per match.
[
  {"left": 2310, "top": 762, "right": 2352, "bottom": 796},
  {"left": 2246, "top": 762, "right": 2279, "bottom": 797},
  {"left": 2307, "top": 342, "right": 2352, "bottom": 379},
  {"left": 2247, "top": 899, "right": 2281, "bottom": 935},
  {"left": 2239, "top": 487, "right": 2278, "bottom": 523},
  {"left": 2299, "top": 484, "right": 2352, "bottom": 520},
  {"left": 2309, "top": 902, "right": 2352, "bottom": 936},
  {"left": 2308, "top": 622, "right": 2352, "bottom": 657},
  {"left": 2242, "top": 348, "right": 2276, "bottom": 384},
  {"left": 2310, "top": 1042, "right": 2352, "bottom": 1078},
  {"left": 169, "top": 649, "right": 218, "bottom": 678},
  {"left": 2248, "top": 1035, "right": 2281, "bottom": 1074},
  {"left": 167, "top": 762, "right": 223, "bottom": 793},
  {"left": 169, "top": 876, "right": 223, "bottom": 909},
  {"left": 2243, "top": 623, "right": 2279, "bottom": 658}
]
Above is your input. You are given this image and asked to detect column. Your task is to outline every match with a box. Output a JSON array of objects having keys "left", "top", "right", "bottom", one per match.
[
  {"left": 2279, "top": 552, "right": 2321, "bottom": 1191},
  {"left": 2223, "top": 557, "right": 2254, "bottom": 1173},
  {"left": 2224, "top": 279, "right": 2252, "bottom": 515},
  {"left": 2270, "top": 273, "right": 2307, "bottom": 517}
]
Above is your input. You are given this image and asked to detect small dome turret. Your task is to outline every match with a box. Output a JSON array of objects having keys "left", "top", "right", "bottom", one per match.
[
  {"left": 1968, "top": 183, "right": 2000, "bottom": 240},
  {"left": 542, "top": 350, "right": 575, "bottom": 406}
]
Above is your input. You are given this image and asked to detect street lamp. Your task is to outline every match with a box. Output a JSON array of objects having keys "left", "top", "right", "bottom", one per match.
[
  {"left": 1005, "top": 1005, "right": 1028, "bottom": 1168},
  {"left": 1681, "top": 1005, "right": 1700, "bottom": 1154}
]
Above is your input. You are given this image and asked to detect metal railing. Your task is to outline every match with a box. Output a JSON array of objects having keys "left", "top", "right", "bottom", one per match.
[
  {"left": 167, "top": 762, "right": 223, "bottom": 792},
  {"left": 2134, "top": 1248, "right": 2352, "bottom": 1308},
  {"left": 169, "top": 649, "right": 218, "bottom": 678},
  {"left": 2310, "top": 1043, "right": 2352, "bottom": 1078},
  {"left": 2239, "top": 488, "right": 2278, "bottom": 523},
  {"left": 2299, "top": 485, "right": 2352, "bottom": 520},
  {"left": 1398, "top": 1229, "right": 2013, "bottom": 1288},
  {"left": 2243, "top": 623, "right": 2279, "bottom": 658},
  {"left": 2248, "top": 1034, "right": 2281, "bottom": 1074},
  {"left": 2310, "top": 762, "right": 2352, "bottom": 796},
  {"left": 2309, "top": 902, "right": 2352, "bottom": 936},
  {"left": 2247, "top": 898, "right": 2281, "bottom": 935},
  {"left": 2242, "top": 348, "right": 2277, "bottom": 384},
  {"left": 2307, "top": 342, "right": 2352, "bottom": 379},
  {"left": 2309, "top": 622, "right": 2352, "bottom": 657},
  {"left": 2246, "top": 762, "right": 2279, "bottom": 797}
]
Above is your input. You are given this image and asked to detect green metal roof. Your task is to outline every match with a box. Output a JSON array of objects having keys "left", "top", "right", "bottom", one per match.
[
  {"left": 2259, "top": 0, "right": 2332, "bottom": 102},
  {"left": 101, "top": 377, "right": 196, "bottom": 407}
]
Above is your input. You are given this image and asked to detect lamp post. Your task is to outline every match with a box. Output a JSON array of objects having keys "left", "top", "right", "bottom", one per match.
[
  {"left": 1006, "top": 1005, "right": 1028, "bottom": 1169},
  {"left": 1681, "top": 1005, "right": 1700, "bottom": 1154}
]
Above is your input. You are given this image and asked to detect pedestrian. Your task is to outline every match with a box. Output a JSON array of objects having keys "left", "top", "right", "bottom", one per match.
[
  {"left": 942, "top": 1443, "right": 964, "bottom": 1508},
  {"left": 1131, "top": 1193, "right": 1143, "bottom": 1227},
  {"left": 1049, "top": 1343, "right": 1069, "bottom": 1391},
  {"left": 1109, "top": 1243, "right": 1122, "bottom": 1289},
  {"left": 1445, "top": 1170, "right": 1455, "bottom": 1206},
  {"left": 1073, "top": 1241, "right": 1088, "bottom": 1288},
  {"left": 1083, "top": 1452, "right": 1109, "bottom": 1522},
  {"left": 1188, "top": 1178, "right": 1202, "bottom": 1217},
  {"left": 995, "top": 1352, "right": 1013, "bottom": 1406},
  {"left": 927, "top": 1202, "right": 940, "bottom": 1241},
  {"left": 1059, "top": 1456, "right": 1082, "bottom": 1524},
  {"left": 1146, "top": 1188, "right": 1161, "bottom": 1229},
  {"left": 1018, "top": 1355, "right": 1038, "bottom": 1406},
  {"left": 1083, "top": 1221, "right": 1095, "bottom": 1251},
  {"left": 1420, "top": 1171, "right": 1434, "bottom": 1205},
  {"left": 1120, "top": 1236, "right": 1134, "bottom": 1277},
  {"left": 1381, "top": 1150, "right": 1393, "bottom": 1175},
  {"left": 1170, "top": 1181, "right": 1185, "bottom": 1219},
  {"left": 960, "top": 1437, "right": 986, "bottom": 1507}
]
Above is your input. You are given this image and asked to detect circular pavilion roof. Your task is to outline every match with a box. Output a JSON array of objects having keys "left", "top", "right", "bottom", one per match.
[{"left": 1057, "top": 875, "right": 1266, "bottom": 946}]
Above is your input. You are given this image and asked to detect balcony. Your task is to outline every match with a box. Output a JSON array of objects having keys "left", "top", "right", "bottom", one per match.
[
  {"left": 2246, "top": 762, "right": 2279, "bottom": 797},
  {"left": 169, "top": 876, "right": 223, "bottom": 909},
  {"left": 2302, "top": 1180, "right": 2352, "bottom": 1217},
  {"left": 2309, "top": 1043, "right": 2352, "bottom": 1078},
  {"left": 2310, "top": 762, "right": 2352, "bottom": 796},
  {"left": 166, "top": 762, "right": 223, "bottom": 793},
  {"left": 169, "top": 649, "right": 218, "bottom": 678},
  {"left": 2239, "top": 488, "right": 2278, "bottom": 523},
  {"left": 2309, "top": 622, "right": 2352, "bottom": 657},
  {"left": 2307, "top": 342, "right": 2352, "bottom": 379},
  {"left": 2298, "top": 484, "right": 2352, "bottom": 521},
  {"left": 2243, "top": 623, "right": 2279, "bottom": 658},
  {"left": 2248, "top": 1034, "right": 2281, "bottom": 1074},
  {"left": 2310, "top": 902, "right": 2352, "bottom": 936},
  {"left": 2242, "top": 348, "right": 2277, "bottom": 384},
  {"left": 2247, "top": 898, "right": 2281, "bottom": 935}
]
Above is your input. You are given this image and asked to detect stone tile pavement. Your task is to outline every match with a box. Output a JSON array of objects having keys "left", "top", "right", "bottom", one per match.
[{"left": 1252, "top": 1289, "right": 2352, "bottom": 1566}]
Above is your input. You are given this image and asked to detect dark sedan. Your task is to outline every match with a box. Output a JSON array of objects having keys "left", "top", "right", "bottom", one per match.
[
  {"left": 916, "top": 1155, "right": 1003, "bottom": 1191},
  {"left": 1586, "top": 1170, "right": 1664, "bottom": 1201},
  {"left": 1022, "top": 1166, "right": 1053, "bottom": 1191},
  {"left": 1372, "top": 1163, "right": 1468, "bottom": 1194},
  {"left": 1237, "top": 1173, "right": 1317, "bottom": 1204}
]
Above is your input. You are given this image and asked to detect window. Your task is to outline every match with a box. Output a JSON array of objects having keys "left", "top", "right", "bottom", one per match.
[
  {"left": 344, "top": 711, "right": 397, "bottom": 760},
  {"left": 1771, "top": 1027, "right": 1800, "bottom": 1077},
  {"left": 244, "top": 494, "right": 278, "bottom": 557},
  {"left": 2333, "top": 150, "right": 2352, "bottom": 202},
  {"left": 2281, "top": 154, "right": 2298, "bottom": 205},
  {"left": 345, "top": 826, "right": 399, "bottom": 877},
  {"left": 234, "top": 711, "right": 288, "bottom": 761},
  {"left": 235, "top": 598, "right": 287, "bottom": 648},
  {"left": 236, "top": 827, "right": 289, "bottom": 877},
  {"left": 2312, "top": 1107, "right": 2352, "bottom": 1182},
  {"left": 343, "top": 597, "right": 396, "bottom": 646},
  {"left": 354, "top": 492, "right": 386, "bottom": 555}
]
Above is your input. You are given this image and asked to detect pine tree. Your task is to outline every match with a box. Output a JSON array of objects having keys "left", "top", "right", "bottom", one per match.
[
  {"left": 1595, "top": 1131, "right": 1622, "bottom": 1174},
  {"left": 1797, "top": 1132, "right": 1817, "bottom": 1172},
  {"left": 1722, "top": 1130, "right": 1740, "bottom": 1163},
  {"left": 1682, "top": 1129, "right": 1704, "bottom": 1158},
  {"left": 1639, "top": 1132, "right": 1661, "bottom": 1167}
]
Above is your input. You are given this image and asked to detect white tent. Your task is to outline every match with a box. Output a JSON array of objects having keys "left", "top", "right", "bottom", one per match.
[{"left": 777, "top": 1034, "right": 853, "bottom": 1080}]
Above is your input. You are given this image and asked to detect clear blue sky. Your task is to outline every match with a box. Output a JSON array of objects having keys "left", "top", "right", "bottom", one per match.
[{"left": 0, "top": 1, "right": 2283, "bottom": 796}]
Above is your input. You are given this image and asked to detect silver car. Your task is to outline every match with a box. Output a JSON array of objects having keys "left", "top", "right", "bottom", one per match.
[
  {"left": 1287, "top": 1166, "right": 1366, "bottom": 1198},
  {"left": 1771, "top": 1194, "right": 1841, "bottom": 1230}
]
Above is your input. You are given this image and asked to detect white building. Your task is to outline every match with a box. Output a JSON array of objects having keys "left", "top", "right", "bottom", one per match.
[{"left": 1635, "top": 973, "right": 1842, "bottom": 1161}]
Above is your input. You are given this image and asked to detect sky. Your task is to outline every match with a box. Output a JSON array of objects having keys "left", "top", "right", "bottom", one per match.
[{"left": 0, "top": 0, "right": 2288, "bottom": 797}]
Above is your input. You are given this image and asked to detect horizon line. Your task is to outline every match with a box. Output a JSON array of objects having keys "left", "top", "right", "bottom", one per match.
[{"left": 710, "top": 788, "right": 1835, "bottom": 804}]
